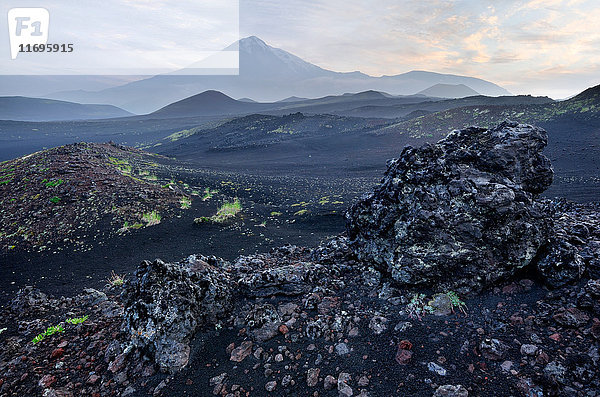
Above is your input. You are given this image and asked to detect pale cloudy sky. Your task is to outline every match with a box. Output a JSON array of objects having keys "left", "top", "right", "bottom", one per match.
[{"left": 241, "top": 0, "right": 600, "bottom": 98}]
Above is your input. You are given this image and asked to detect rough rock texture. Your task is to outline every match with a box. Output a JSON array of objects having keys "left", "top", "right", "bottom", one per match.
[
  {"left": 346, "top": 121, "right": 553, "bottom": 293},
  {"left": 537, "top": 200, "right": 600, "bottom": 287},
  {"left": 121, "top": 255, "right": 233, "bottom": 373}
]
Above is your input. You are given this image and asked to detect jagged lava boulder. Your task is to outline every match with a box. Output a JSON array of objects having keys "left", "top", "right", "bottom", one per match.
[
  {"left": 121, "top": 255, "right": 233, "bottom": 373},
  {"left": 346, "top": 121, "right": 554, "bottom": 293}
]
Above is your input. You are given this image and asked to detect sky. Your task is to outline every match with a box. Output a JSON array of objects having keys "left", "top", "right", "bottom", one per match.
[
  {"left": 241, "top": 0, "right": 600, "bottom": 98},
  {"left": 0, "top": 0, "right": 239, "bottom": 74}
]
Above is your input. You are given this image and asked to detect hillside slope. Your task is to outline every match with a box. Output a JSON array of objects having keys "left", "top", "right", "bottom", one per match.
[
  {"left": 0, "top": 97, "right": 132, "bottom": 121},
  {"left": 0, "top": 143, "right": 186, "bottom": 252}
]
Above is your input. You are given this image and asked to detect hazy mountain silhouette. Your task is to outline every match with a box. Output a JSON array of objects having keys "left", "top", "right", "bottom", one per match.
[
  {"left": 144, "top": 89, "right": 551, "bottom": 120},
  {"left": 46, "top": 36, "right": 511, "bottom": 113},
  {"left": 417, "top": 84, "right": 480, "bottom": 98},
  {"left": 150, "top": 90, "right": 268, "bottom": 118},
  {"left": 0, "top": 97, "right": 132, "bottom": 121}
]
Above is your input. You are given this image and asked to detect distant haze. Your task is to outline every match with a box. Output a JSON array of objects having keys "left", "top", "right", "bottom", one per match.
[
  {"left": 1, "top": 0, "right": 598, "bottom": 101},
  {"left": 241, "top": 0, "right": 600, "bottom": 99},
  {"left": 41, "top": 37, "right": 512, "bottom": 113}
]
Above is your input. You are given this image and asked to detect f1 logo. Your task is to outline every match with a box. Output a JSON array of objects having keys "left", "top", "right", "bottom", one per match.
[{"left": 7, "top": 8, "right": 49, "bottom": 60}]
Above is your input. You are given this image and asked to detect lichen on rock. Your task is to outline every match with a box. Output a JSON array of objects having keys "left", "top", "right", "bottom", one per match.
[
  {"left": 121, "top": 255, "right": 233, "bottom": 373},
  {"left": 346, "top": 121, "right": 554, "bottom": 293}
]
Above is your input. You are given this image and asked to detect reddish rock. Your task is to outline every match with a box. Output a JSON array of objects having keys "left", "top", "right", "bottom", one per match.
[
  {"left": 108, "top": 353, "right": 126, "bottom": 373},
  {"left": 399, "top": 340, "right": 413, "bottom": 350},
  {"left": 536, "top": 351, "right": 550, "bottom": 365},
  {"left": 591, "top": 318, "right": 600, "bottom": 339},
  {"left": 502, "top": 283, "right": 520, "bottom": 294},
  {"left": 38, "top": 374, "right": 57, "bottom": 388},
  {"left": 230, "top": 341, "right": 253, "bottom": 362},
  {"left": 510, "top": 315, "right": 524, "bottom": 326},
  {"left": 278, "top": 324, "right": 289, "bottom": 335},
  {"left": 549, "top": 333, "right": 561, "bottom": 342},
  {"left": 226, "top": 343, "right": 235, "bottom": 355},
  {"left": 395, "top": 348, "right": 413, "bottom": 365},
  {"left": 553, "top": 308, "right": 590, "bottom": 327},
  {"left": 87, "top": 374, "right": 100, "bottom": 385},
  {"left": 50, "top": 348, "right": 65, "bottom": 360}
]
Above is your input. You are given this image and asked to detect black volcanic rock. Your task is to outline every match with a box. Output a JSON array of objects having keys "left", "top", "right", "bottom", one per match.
[
  {"left": 346, "top": 121, "right": 554, "bottom": 293},
  {"left": 538, "top": 200, "right": 600, "bottom": 287},
  {"left": 122, "top": 255, "right": 233, "bottom": 373}
]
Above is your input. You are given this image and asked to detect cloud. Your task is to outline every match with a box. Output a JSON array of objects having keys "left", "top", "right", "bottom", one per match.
[{"left": 244, "top": 0, "right": 600, "bottom": 97}]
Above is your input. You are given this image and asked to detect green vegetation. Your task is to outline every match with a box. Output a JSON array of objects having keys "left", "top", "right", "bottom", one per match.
[
  {"left": 202, "top": 187, "right": 218, "bottom": 201},
  {"left": 0, "top": 327, "right": 6, "bottom": 335},
  {"left": 180, "top": 196, "right": 192, "bottom": 209},
  {"left": 66, "top": 315, "right": 89, "bottom": 325},
  {"left": 49, "top": 196, "right": 61, "bottom": 204},
  {"left": 32, "top": 324, "right": 64, "bottom": 344},
  {"left": 0, "top": 166, "right": 14, "bottom": 185},
  {"left": 107, "top": 271, "right": 125, "bottom": 287},
  {"left": 32, "top": 315, "right": 89, "bottom": 344},
  {"left": 407, "top": 291, "right": 467, "bottom": 320},
  {"left": 318, "top": 197, "right": 330, "bottom": 205},
  {"left": 108, "top": 157, "right": 133, "bottom": 175},
  {"left": 294, "top": 209, "right": 309, "bottom": 216},
  {"left": 195, "top": 198, "right": 242, "bottom": 224},
  {"left": 270, "top": 211, "right": 283, "bottom": 216},
  {"left": 142, "top": 211, "right": 162, "bottom": 226},
  {"left": 44, "top": 179, "right": 63, "bottom": 188},
  {"left": 445, "top": 291, "right": 467, "bottom": 315},
  {"left": 165, "top": 128, "right": 197, "bottom": 142},
  {"left": 406, "top": 293, "right": 434, "bottom": 320},
  {"left": 118, "top": 221, "right": 144, "bottom": 233}
]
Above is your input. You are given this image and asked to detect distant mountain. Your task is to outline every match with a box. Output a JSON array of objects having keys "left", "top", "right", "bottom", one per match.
[
  {"left": 238, "top": 97, "right": 258, "bottom": 103},
  {"left": 278, "top": 96, "right": 309, "bottom": 103},
  {"left": 417, "top": 84, "right": 479, "bottom": 98},
  {"left": 150, "top": 90, "right": 268, "bottom": 118},
  {"left": 45, "top": 36, "right": 511, "bottom": 113},
  {"left": 0, "top": 97, "right": 132, "bottom": 121},
  {"left": 142, "top": 88, "right": 552, "bottom": 120}
]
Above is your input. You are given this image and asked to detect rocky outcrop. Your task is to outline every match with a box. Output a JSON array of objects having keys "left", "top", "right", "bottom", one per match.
[
  {"left": 346, "top": 121, "right": 554, "bottom": 293},
  {"left": 121, "top": 255, "right": 233, "bottom": 373},
  {"left": 537, "top": 200, "right": 600, "bottom": 287}
]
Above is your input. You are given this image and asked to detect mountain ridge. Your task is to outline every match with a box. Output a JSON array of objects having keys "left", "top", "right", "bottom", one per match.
[
  {"left": 45, "top": 36, "right": 511, "bottom": 113},
  {"left": 0, "top": 96, "right": 133, "bottom": 121}
]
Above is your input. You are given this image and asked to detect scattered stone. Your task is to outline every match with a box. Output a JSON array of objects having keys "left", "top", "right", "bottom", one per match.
[
  {"left": 50, "top": 348, "right": 64, "bottom": 360},
  {"left": 358, "top": 376, "right": 369, "bottom": 387},
  {"left": 324, "top": 375, "right": 337, "bottom": 390},
  {"left": 338, "top": 372, "right": 353, "bottom": 396},
  {"left": 335, "top": 342, "right": 350, "bottom": 356},
  {"left": 368, "top": 316, "right": 388, "bottom": 335},
  {"left": 265, "top": 380, "right": 277, "bottom": 392},
  {"left": 501, "top": 361, "right": 513, "bottom": 372},
  {"left": 428, "top": 362, "right": 447, "bottom": 376},
  {"left": 230, "top": 341, "right": 253, "bottom": 362},
  {"left": 520, "top": 344, "right": 538, "bottom": 356},
  {"left": 479, "top": 338, "right": 507, "bottom": 361},
  {"left": 38, "top": 374, "right": 57, "bottom": 388},
  {"left": 433, "top": 384, "right": 468, "bottom": 397},
  {"left": 553, "top": 307, "right": 590, "bottom": 327},
  {"left": 307, "top": 368, "right": 320, "bottom": 387},
  {"left": 108, "top": 353, "right": 126, "bottom": 373},
  {"left": 429, "top": 294, "right": 453, "bottom": 316}
]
